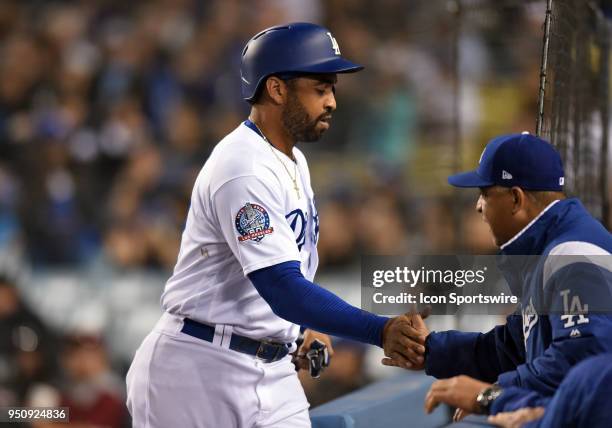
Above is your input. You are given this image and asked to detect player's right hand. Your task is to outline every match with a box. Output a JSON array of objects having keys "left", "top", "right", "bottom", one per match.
[{"left": 381, "top": 312, "right": 429, "bottom": 370}]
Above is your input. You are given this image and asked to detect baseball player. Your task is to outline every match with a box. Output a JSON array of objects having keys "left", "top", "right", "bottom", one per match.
[{"left": 126, "top": 22, "right": 420, "bottom": 428}]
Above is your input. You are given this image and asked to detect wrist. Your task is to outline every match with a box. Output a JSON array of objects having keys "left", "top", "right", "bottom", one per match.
[
  {"left": 381, "top": 317, "right": 393, "bottom": 346},
  {"left": 423, "top": 331, "right": 434, "bottom": 361},
  {"left": 424, "top": 332, "right": 432, "bottom": 351}
]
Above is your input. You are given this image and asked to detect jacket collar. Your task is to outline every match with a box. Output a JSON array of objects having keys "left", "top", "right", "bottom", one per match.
[
  {"left": 499, "top": 200, "right": 560, "bottom": 256},
  {"left": 497, "top": 198, "right": 587, "bottom": 297}
]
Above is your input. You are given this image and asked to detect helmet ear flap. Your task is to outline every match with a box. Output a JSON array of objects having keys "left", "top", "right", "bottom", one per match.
[
  {"left": 248, "top": 75, "right": 272, "bottom": 105},
  {"left": 247, "top": 80, "right": 263, "bottom": 105}
]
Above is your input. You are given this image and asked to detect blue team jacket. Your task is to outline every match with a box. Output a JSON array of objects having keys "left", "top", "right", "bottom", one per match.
[
  {"left": 424, "top": 198, "right": 612, "bottom": 413},
  {"left": 505, "top": 354, "right": 612, "bottom": 427}
]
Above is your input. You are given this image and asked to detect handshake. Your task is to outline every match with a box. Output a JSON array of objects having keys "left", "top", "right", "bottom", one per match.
[
  {"left": 294, "top": 309, "right": 432, "bottom": 379},
  {"left": 379, "top": 310, "right": 490, "bottom": 422},
  {"left": 380, "top": 309, "right": 430, "bottom": 370}
]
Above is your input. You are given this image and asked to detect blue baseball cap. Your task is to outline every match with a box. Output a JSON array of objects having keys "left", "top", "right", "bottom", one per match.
[{"left": 448, "top": 132, "right": 565, "bottom": 191}]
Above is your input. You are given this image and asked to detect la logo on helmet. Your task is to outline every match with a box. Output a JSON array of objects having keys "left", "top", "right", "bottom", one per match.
[{"left": 326, "top": 32, "right": 341, "bottom": 55}]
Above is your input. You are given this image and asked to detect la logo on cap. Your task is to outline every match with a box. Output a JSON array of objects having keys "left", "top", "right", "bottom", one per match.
[{"left": 502, "top": 170, "right": 513, "bottom": 180}]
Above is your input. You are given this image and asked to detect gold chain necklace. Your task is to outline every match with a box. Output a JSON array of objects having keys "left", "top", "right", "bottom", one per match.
[{"left": 252, "top": 123, "right": 301, "bottom": 199}]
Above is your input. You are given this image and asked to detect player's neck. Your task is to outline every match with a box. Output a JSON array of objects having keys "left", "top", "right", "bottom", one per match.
[{"left": 248, "top": 109, "right": 296, "bottom": 159}]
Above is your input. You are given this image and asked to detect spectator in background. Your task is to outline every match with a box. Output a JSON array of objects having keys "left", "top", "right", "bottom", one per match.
[
  {"left": 0, "top": 164, "right": 20, "bottom": 251},
  {"left": 0, "top": 274, "right": 58, "bottom": 407},
  {"left": 59, "top": 334, "right": 127, "bottom": 428}
]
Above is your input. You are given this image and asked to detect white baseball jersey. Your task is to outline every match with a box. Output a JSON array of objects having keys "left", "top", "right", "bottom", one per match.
[{"left": 161, "top": 121, "right": 320, "bottom": 344}]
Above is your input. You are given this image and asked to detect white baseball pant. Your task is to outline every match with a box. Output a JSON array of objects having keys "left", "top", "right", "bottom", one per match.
[{"left": 126, "top": 312, "right": 311, "bottom": 428}]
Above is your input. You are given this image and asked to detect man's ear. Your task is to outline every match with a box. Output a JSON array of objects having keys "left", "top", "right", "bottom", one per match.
[
  {"left": 510, "top": 187, "right": 526, "bottom": 215},
  {"left": 264, "top": 76, "right": 286, "bottom": 105}
]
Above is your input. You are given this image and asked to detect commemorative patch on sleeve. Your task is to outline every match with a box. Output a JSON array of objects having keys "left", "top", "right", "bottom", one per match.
[{"left": 235, "top": 203, "right": 274, "bottom": 242}]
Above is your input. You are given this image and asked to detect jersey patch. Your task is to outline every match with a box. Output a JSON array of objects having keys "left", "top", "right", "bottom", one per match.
[{"left": 235, "top": 203, "right": 274, "bottom": 243}]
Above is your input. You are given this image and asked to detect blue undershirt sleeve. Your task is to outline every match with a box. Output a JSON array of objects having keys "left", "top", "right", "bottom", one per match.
[{"left": 248, "top": 260, "right": 389, "bottom": 347}]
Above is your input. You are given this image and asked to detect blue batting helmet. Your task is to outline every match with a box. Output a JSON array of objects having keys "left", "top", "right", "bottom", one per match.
[{"left": 240, "top": 22, "right": 364, "bottom": 102}]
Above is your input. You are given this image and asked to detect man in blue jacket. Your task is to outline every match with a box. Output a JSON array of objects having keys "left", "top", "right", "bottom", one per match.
[{"left": 388, "top": 132, "right": 612, "bottom": 419}]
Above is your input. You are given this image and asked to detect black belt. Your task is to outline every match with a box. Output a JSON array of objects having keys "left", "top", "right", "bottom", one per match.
[{"left": 181, "top": 318, "right": 290, "bottom": 363}]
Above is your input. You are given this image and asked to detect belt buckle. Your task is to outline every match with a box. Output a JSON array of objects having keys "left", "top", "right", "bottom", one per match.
[
  {"left": 256, "top": 341, "right": 271, "bottom": 362},
  {"left": 256, "top": 341, "right": 283, "bottom": 363}
]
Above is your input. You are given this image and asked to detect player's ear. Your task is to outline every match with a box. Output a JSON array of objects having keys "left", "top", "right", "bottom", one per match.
[
  {"left": 510, "top": 186, "right": 526, "bottom": 214},
  {"left": 264, "top": 76, "right": 286, "bottom": 105}
]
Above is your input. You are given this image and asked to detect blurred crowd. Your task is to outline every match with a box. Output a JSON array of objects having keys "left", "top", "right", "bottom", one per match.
[
  {"left": 0, "top": 0, "right": 558, "bottom": 421},
  {"left": 0, "top": 274, "right": 128, "bottom": 427},
  {"left": 0, "top": 0, "right": 547, "bottom": 271}
]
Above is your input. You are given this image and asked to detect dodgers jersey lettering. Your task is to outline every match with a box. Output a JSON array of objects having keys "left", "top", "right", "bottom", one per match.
[{"left": 161, "top": 122, "right": 319, "bottom": 343}]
